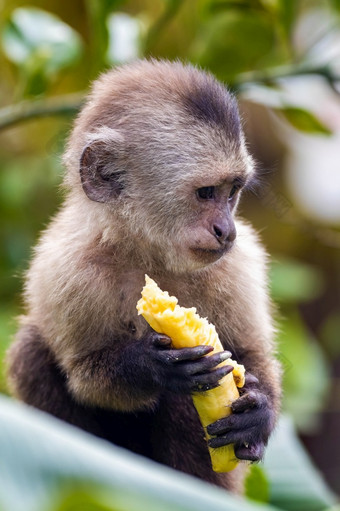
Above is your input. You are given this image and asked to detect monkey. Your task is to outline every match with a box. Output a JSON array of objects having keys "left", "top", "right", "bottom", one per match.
[{"left": 6, "top": 59, "right": 281, "bottom": 493}]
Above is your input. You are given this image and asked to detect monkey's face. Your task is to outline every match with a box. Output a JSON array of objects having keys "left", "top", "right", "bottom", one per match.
[
  {"left": 187, "top": 179, "right": 241, "bottom": 265},
  {"left": 77, "top": 125, "right": 253, "bottom": 273},
  {"left": 121, "top": 141, "right": 253, "bottom": 273}
]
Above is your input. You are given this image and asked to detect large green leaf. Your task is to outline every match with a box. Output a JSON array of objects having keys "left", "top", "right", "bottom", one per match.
[
  {"left": 0, "top": 395, "right": 282, "bottom": 511},
  {"left": 264, "top": 416, "right": 337, "bottom": 511},
  {"left": 1, "top": 8, "right": 83, "bottom": 95},
  {"left": 0, "top": 395, "right": 337, "bottom": 511},
  {"left": 245, "top": 465, "right": 270, "bottom": 503}
]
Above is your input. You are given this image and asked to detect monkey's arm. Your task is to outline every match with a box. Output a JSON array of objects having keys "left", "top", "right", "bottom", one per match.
[
  {"left": 8, "top": 323, "right": 232, "bottom": 414},
  {"left": 65, "top": 332, "right": 233, "bottom": 411}
]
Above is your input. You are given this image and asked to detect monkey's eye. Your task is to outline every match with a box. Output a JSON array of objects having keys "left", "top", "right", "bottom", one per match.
[
  {"left": 197, "top": 186, "right": 215, "bottom": 200},
  {"left": 228, "top": 184, "right": 240, "bottom": 201}
]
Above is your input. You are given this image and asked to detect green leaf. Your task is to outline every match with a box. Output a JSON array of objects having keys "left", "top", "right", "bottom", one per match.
[
  {"left": 0, "top": 395, "right": 283, "bottom": 511},
  {"left": 245, "top": 465, "right": 270, "bottom": 503},
  {"left": 274, "top": 106, "right": 332, "bottom": 135},
  {"left": 0, "top": 396, "right": 337, "bottom": 511},
  {"left": 53, "top": 486, "right": 123, "bottom": 511},
  {"left": 265, "top": 416, "right": 337, "bottom": 511},
  {"left": 1, "top": 8, "right": 83, "bottom": 95}
]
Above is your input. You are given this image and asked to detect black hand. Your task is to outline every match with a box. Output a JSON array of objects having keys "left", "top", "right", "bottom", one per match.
[
  {"left": 133, "top": 332, "right": 233, "bottom": 394},
  {"left": 206, "top": 373, "right": 275, "bottom": 462}
]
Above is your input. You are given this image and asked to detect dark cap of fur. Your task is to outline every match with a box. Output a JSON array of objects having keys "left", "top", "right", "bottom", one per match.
[
  {"left": 93, "top": 59, "right": 241, "bottom": 139},
  {"left": 180, "top": 71, "right": 240, "bottom": 140}
]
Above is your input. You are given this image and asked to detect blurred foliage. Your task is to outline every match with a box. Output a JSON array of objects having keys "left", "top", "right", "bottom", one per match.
[
  {"left": 0, "top": 0, "right": 340, "bottom": 504},
  {"left": 0, "top": 397, "right": 336, "bottom": 511},
  {"left": 245, "top": 465, "right": 270, "bottom": 503},
  {"left": 1, "top": 7, "right": 83, "bottom": 96}
]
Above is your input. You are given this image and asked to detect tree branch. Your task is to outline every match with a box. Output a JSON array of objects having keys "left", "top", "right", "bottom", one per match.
[
  {"left": 233, "top": 63, "right": 340, "bottom": 93},
  {"left": 0, "top": 92, "right": 85, "bottom": 131}
]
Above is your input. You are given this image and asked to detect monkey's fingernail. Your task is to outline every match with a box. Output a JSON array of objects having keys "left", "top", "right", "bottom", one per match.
[
  {"left": 154, "top": 335, "right": 172, "bottom": 347},
  {"left": 158, "top": 335, "right": 171, "bottom": 342},
  {"left": 219, "top": 351, "right": 231, "bottom": 361}
]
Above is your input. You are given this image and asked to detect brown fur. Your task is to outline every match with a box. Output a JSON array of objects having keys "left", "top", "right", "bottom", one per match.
[{"left": 6, "top": 60, "right": 281, "bottom": 492}]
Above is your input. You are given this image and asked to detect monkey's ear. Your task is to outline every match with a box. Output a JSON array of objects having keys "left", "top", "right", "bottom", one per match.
[{"left": 80, "top": 142, "right": 124, "bottom": 203}]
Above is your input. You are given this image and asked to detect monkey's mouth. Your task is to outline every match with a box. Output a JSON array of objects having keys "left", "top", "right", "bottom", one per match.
[{"left": 191, "top": 243, "right": 233, "bottom": 261}]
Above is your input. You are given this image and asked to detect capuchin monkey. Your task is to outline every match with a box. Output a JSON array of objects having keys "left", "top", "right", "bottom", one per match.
[{"left": 7, "top": 60, "right": 281, "bottom": 492}]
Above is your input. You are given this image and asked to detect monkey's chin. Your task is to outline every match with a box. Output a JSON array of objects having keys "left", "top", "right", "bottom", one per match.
[{"left": 190, "top": 244, "right": 233, "bottom": 267}]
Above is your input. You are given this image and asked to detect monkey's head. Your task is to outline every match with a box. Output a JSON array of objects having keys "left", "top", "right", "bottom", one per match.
[{"left": 64, "top": 60, "right": 255, "bottom": 273}]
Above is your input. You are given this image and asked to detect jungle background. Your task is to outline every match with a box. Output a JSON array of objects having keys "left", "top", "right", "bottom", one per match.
[{"left": 0, "top": 1, "right": 340, "bottom": 510}]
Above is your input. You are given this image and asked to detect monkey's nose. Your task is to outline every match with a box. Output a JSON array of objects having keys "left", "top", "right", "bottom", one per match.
[{"left": 213, "top": 222, "right": 236, "bottom": 244}]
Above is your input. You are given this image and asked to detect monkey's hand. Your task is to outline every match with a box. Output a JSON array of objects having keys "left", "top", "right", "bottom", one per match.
[
  {"left": 133, "top": 333, "right": 233, "bottom": 395},
  {"left": 206, "top": 373, "right": 275, "bottom": 462}
]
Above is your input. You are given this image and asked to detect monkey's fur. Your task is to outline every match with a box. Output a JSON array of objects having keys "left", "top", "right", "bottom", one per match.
[{"left": 7, "top": 60, "right": 281, "bottom": 493}]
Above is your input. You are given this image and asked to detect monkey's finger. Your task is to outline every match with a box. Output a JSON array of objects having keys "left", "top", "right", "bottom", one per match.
[
  {"left": 208, "top": 427, "right": 255, "bottom": 448},
  {"left": 180, "top": 351, "right": 232, "bottom": 375},
  {"left": 234, "top": 441, "right": 265, "bottom": 462},
  {"left": 176, "top": 345, "right": 214, "bottom": 361},
  {"left": 232, "top": 390, "right": 268, "bottom": 413},
  {"left": 191, "top": 365, "right": 233, "bottom": 392},
  {"left": 151, "top": 333, "right": 172, "bottom": 348},
  {"left": 157, "top": 345, "right": 213, "bottom": 364},
  {"left": 207, "top": 408, "right": 263, "bottom": 435},
  {"left": 243, "top": 373, "right": 259, "bottom": 388}
]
